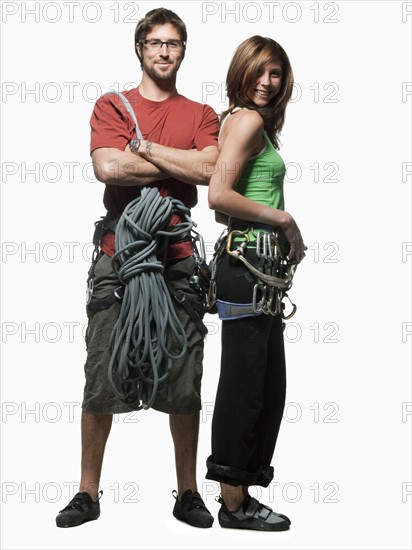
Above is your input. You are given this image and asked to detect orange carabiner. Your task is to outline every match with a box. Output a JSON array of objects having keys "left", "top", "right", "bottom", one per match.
[{"left": 226, "top": 230, "right": 250, "bottom": 256}]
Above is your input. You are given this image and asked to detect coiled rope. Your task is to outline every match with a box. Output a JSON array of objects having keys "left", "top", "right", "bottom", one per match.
[{"left": 108, "top": 186, "right": 195, "bottom": 409}]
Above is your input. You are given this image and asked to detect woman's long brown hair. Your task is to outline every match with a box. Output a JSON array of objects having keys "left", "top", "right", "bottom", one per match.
[{"left": 222, "top": 36, "right": 294, "bottom": 148}]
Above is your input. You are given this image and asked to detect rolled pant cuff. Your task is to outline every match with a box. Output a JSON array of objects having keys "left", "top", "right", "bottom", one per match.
[{"left": 205, "top": 457, "right": 274, "bottom": 488}]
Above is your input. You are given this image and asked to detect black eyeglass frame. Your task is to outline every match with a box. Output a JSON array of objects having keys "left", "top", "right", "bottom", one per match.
[{"left": 139, "top": 39, "right": 186, "bottom": 49}]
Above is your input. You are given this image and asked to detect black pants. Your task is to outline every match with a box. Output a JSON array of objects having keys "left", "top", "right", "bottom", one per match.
[{"left": 206, "top": 253, "right": 286, "bottom": 487}]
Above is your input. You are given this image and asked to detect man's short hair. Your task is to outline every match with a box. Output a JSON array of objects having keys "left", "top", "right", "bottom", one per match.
[{"left": 134, "top": 8, "right": 187, "bottom": 62}]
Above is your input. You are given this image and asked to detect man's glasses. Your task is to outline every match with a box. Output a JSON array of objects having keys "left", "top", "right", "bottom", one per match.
[{"left": 140, "top": 39, "right": 186, "bottom": 51}]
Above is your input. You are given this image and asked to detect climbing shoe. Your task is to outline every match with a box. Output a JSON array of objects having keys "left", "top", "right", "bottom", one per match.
[
  {"left": 217, "top": 494, "right": 290, "bottom": 531},
  {"left": 172, "top": 489, "right": 214, "bottom": 528},
  {"left": 55, "top": 490, "right": 102, "bottom": 528}
]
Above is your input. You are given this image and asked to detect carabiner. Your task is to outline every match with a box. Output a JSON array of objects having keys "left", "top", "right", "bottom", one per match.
[
  {"left": 267, "top": 287, "right": 280, "bottom": 316},
  {"left": 252, "top": 283, "right": 263, "bottom": 313},
  {"left": 271, "top": 232, "right": 284, "bottom": 259},
  {"left": 282, "top": 293, "right": 297, "bottom": 320},
  {"left": 256, "top": 231, "right": 263, "bottom": 258},
  {"left": 226, "top": 230, "right": 250, "bottom": 257},
  {"left": 86, "top": 278, "right": 94, "bottom": 305},
  {"left": 260, "top": 285, "right": 272, "bottom": 315},
  {"left": 191, "top": 229, "right": 206, "bottom": 264}
]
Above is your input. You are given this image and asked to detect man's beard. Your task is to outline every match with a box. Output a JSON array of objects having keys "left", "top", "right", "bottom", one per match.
[{"left": 144, "top": 61, "right": 180, "bottom": 82}]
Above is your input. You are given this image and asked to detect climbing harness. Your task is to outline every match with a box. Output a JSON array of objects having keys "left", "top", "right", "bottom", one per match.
[{"left": 207, "top": 222, "right": 297, "bottom": 320}]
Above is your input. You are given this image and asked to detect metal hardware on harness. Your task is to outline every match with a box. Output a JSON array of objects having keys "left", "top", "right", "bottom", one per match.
[
  {"left": 252, "top": 283, "right": 281, "bottom": 316},
  {"left": 229, "top": 240, "right": 295, "bottom": 289},
  {"left": 252, "top": 283, "right": 263, "bottom": 314},
  {"left": 86, "top": 213, "right": 120, "bottom": 305},
  {"left": 86, "top": 221, "right": 103, "bottom": 305},
  {"left": 226, "top": 227, "right": 297, "bottom": 319},
  {"left": 189, "top": 229, "right": 213, "bottom": 314},
  {"left": 192, "top": 228, "right": 206, "bottom": 265},
  {"left": 86, "top": 277, "right": 94, "bottom": 305},
  {"left": 282, "top": 293, "right": 297, "bottom": 320},
  {"left": 226, "top": 229, "right": 250, "bottom": 257}
]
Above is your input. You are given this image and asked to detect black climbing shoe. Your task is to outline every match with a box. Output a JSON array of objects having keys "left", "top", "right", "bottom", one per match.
[
  {"left": 217, "top": 494, "right": 290, "bottom": 531},
  {"left": 55, "top": 490, "right": 102, "bottom": 528},
  {"left": 172, "top": 489, "right": 214, "bottom": 528}
]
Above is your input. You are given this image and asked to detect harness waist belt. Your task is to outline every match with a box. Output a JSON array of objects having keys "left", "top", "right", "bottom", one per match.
[
  {"left": 97, "top": 212, "right": 192, "bottom": 244},
  {"left": 229, "top": 219, "right": 289, "bottom": 252},
  {"left": 168, "top": 229, "right": 192, "bottom": 244},
  {"left": 229, "top": 219, "right": 276, "bottom": 233}
]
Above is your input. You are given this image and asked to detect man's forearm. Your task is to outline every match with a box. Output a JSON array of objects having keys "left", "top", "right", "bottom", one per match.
[
  {"left": 137, "top": 141, "right": 218, "bottom": 186},
  {"left": 92, "top": 147, "right": 169, "bottom": 186}
]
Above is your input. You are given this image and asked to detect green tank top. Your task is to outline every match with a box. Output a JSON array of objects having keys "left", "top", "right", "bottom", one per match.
[
  {"left": 220, "top": 108, "right": 285, "bottom": 210},
  {"left": 235, "top": 131, "right": 285, "bottom": 211}
]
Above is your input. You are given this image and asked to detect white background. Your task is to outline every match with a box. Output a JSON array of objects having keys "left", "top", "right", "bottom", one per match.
[{"left": 1, "top": 1, "right": 411, "bottom": 549}]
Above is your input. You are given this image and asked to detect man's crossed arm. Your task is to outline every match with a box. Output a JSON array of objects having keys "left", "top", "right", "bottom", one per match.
[{"left": 92, "top": 142, "right": 218, "bottom": 187}]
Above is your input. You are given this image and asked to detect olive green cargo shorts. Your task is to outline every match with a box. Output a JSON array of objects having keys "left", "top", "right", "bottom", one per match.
[{"left": 82, "top": 253, "right": 204, "bottom": 415}]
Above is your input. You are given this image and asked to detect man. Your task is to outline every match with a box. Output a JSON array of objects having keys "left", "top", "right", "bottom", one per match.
[{"left": 56, "top": 8, "right": 219, "bottom": 529}]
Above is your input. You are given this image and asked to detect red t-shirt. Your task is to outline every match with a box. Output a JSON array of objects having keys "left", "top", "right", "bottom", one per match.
[{"left": 90, "top": 88, "right": 219, "bottom": 259}]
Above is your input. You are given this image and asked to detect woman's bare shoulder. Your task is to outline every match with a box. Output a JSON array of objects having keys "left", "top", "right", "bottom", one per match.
[{"left": 223, "top": 108, "right": 263, "bottom": 138}]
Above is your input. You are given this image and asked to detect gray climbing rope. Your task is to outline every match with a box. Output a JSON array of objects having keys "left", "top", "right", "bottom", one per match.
[{"left": 108, "top": 186, "right": 195, "bottom": 409}]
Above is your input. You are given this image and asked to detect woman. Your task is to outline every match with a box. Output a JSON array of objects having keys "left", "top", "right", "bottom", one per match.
[{"left": 206, "top": 36, "right": 306, "bottom": 531}]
